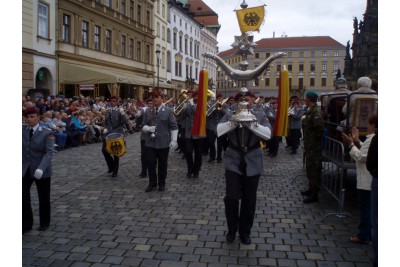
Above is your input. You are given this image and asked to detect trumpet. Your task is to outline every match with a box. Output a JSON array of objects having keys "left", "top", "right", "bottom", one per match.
[{"left": 206, "top": 97, "right": 229, "bottom": 117}]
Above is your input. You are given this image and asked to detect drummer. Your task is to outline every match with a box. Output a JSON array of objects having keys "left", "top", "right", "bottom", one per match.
[{"left": 102, "top": 96, "right": 130, "bottom": 177}]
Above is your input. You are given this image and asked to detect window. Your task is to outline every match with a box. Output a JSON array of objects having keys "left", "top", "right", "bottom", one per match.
[
  {"left": 299, "top": 52, "right": 304, "bottom": 58},
  {"left": 94, "top": 25, "right": 101, "bottom": 50},
  {"left": 299, "top": 78, "right": 304, "bottom": 89},
  {"left": 277, "top": 64, "right": 281, "bottom": 71},
  {"left": 105, "top": 0, "right": 111, "bottom": 8},
  {"left": 129, "top": 38, "right": 134, "bottom": 59},
  {"left": 136, "top": 41, "right": 141, "bottom": 61},
  {"left": 287, "top": 52, "right": 292, "bottom": 58},
  {"left": 62, "top": 14, "right": 70, "bottom": 43},
  {"left": 121, "top": 35, "right": 126, "bottom": 57},
  {"left": 38, "top": 3, "right": 49, "bottom": 38},
  {"left": 162, "top": 26, "right": 165, "bottom": 40},
  {"left": 322, "top": 51, "right": 327, "bottom": 58},
  {"left": 82, "top": 21, "right": 89, "bottom": 48},
  {"left": 121, "top": 0, "right": 126, "bottom": 15},
  {"left": 190, "top": 65, "right": 192, "bottom": 78},
  {"left": 334, "top": 51, "right": 339, "bottom": 57},
  {"left": 145, "top": 45, "right": 150, "bottom": 63},
  {"left": 299, "top": 64, "right": 304, "bottom": 71},
  {"left": 184, "top": 38, "right": 188, "bottom": 54},
  {"left": 265, "top": 78, "right": 270, "bottom": 86},
  {"left": 288, "top": 64, "right": 292, "bottom": 71},
  {"left": 266, "top": 52, "right": 270, "bottom": 58},
  {"left": 173, "top": 32, "right": 177, "bottom": 49},
  {"left": 167, "top": 29, "right": 170, "bottom": 43},
  {"left": 179, "top": 35, "right": 182, "bottom": 52},
  {"left": 137, "top": 5, "right": 141, "bottom": 23},
  {"left": 146, "top": 11, "right": 150, "bottom": 31},
  {"left": 255, "top": 79, "right": 259, "bottom": 86},
  {"left": 106, "top": 30, "right": 112, "bottom": 53},
  {"left": 157, "top": 22, "right": 160, "bottom": 37},
  {"left": 130, "top": 0, "right": 134, "bottom": 19},
  {"left": 310, "top": 77, "right": 315, "bottom": 87},
  {"left": 311, "top": 51, "right": 315, "bottom": 58},
  {"left": 310, "top": 64, "right": 315, "bottom": 71},
  {"left": 321, "top": 77, "right": 327, "bottom": 86},
  {"left": 190, "top": 41, "right": 193, "bottom": 56},
  {"left": 334, "top": 64, "right": 338, "bottom": 71},
  {"left": 156, "top": 0, "right": 160, "bottom": 13},
  {"left": 255, "top": 53, "right": 259, "bottom": 59},
  {"left": 167, "top": 51, "right": 171, "bottom": 72},
  {"left": 162, "top": 4, "right": 165, "bottom": 18},
  {"left": 276, "top": 78, "right": 279, "bottom": 87},
  {"left": 186, "top": 64, "right": 189, "bottom": 78},
  {"left": 322, "top": 64, "right": 327, "bottom": 71},
  {"left": 195, "top": 67, "right": 198, "bottom": 80}
]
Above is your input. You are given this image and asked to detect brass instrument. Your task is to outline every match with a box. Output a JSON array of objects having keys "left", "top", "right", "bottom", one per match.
[
  {"left": 174, "top": 90, "right": 189, "bottom": 119},
  {"left": 206, "top": 97, "right": 229, "bottom": 117},
  {"left": 163, "top": 97, "right": 174, "bottom": 105},
  {"left": 254, "top": 97, "right": 260, "bottom": 104}
]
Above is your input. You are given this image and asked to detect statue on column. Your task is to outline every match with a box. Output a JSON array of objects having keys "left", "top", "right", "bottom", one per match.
[
  {"left": 346, "top": 40, "right": 351, "bottom": 58},
  {"left": 353, "top": 17, "right": 358, "bottom": 32}
]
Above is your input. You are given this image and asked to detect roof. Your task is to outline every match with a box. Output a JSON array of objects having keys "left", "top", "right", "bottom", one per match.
[
  {"left": 217, "top": 48, "right": 239, "bottom": 58},
  {"left": 255, "top": 36, "right": 345, "bottom": 49},
  {"left": 187, "top": 0, "right": 218, "bottom": 16}
]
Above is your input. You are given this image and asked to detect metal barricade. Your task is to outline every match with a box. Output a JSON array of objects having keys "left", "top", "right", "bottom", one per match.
[{"left": 320, "top": 136, "right": 355, "bottom": 221}]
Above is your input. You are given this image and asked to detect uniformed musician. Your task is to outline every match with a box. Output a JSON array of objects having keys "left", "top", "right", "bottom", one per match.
[
  {"left": 141, "top": 90, "right": 178, "bottom": 192},
  {"left": 102, "top": 96, "right": 129, "bottom": 177},
  {"left": 217, "top": 89, "right": 271, "bottom": 245},
  {"left": 22, "top": 106, "right": 55, "bottom": 233},
  {"left": 206, "top": 93, "right": 226, "bottom": 163}
]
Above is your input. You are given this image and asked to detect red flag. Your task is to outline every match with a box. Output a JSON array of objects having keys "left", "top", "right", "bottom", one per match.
[{"left": 191, "top": 70, "right": 208, "bottom": 137}]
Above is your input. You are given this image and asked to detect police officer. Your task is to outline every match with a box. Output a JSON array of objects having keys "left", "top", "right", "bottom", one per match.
[
  {"left": 23, "top": 107, "right": 55, "bottom": 233},
  {"left": 217, "top": 89, "right": 271, "bottom": 245},
  {"left": 141, "top": 90, "right": 178, "bottom": 192},
  {"left": 102, "top": 96, "right": 129, "bottom": 177},
  {"left": 301, "top": 91, "right": 324, "bottom": 203}
]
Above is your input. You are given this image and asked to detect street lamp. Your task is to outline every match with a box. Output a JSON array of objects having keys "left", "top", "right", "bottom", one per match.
[{"left": 155, "top": 49, "right": 161, "bottom": 89}]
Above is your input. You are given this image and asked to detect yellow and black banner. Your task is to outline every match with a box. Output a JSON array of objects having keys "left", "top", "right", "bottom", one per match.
[{"left": 236, "top": 5, "right": 265, "bottom": 33}]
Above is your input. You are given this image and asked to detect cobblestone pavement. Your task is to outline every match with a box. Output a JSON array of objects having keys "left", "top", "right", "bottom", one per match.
[{"left": 23, "top": 133, "right": 374, "bottom": 267}]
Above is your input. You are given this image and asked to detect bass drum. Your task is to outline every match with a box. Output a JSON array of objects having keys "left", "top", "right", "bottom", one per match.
[{"left": 105, "top": 133, "right": 126, "bottom": 157}]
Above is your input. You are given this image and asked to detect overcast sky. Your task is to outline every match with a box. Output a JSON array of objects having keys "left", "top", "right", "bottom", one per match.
[{"left": 202, "top": 0, "right": 367, "bottom": 52}]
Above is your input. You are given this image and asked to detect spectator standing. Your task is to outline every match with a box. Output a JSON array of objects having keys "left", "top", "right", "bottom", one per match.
[
  {"left": 301, "top": 91, "right": 324, "bottom": 203},
  {"left": 342, "top": 115, "right": 377, "bottom": 245},
  {"left": 22, "top": 107, "right": 55, "bottom": 233}
]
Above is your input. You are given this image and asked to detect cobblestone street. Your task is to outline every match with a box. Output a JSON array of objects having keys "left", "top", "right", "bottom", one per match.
[{"left": 22, "top": 133, "right": 374, "bottom": 267}]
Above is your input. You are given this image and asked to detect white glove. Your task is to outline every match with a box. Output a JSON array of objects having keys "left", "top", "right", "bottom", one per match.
[
  {"left": 119, "top": 107, "right": 126, "bottom": 115},
  {"left": 142, "top": 125, "right": 156, "bottom": 133},
  {"left": 34, "top": 169, "right": 43, "bottom": 179},
  {"left": 103, "top": 128, "right": 108, "bottom": 134},
  {"left": 169, "top": 140, "right": 178, "bottom": 150}
]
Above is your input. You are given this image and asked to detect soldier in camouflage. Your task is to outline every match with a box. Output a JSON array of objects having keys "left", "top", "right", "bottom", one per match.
[{"left": 301, "top": 91, "right": 324, "bottom": 203}]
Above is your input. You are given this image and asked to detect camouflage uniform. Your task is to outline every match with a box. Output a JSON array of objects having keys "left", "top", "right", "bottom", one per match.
[{"left": 303, "top": 103, "right": 324, "bottom": 194}]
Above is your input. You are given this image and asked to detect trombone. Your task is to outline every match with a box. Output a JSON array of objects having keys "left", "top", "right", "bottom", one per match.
[
  {"left": 174, "top": 90, "right": 189, "bottom": 119},
  {"left": 206, "top": 97, "right": 229, "bottom": 117}
]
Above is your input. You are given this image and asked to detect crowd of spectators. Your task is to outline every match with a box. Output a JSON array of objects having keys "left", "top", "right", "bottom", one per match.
[{"left": 22, "top": 95, "right": 142, "bottom": 150}]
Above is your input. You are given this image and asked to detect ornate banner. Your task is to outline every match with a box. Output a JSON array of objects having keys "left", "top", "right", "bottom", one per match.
[{"left": 236, "top": 5, "right": 265, "bottom": 33}]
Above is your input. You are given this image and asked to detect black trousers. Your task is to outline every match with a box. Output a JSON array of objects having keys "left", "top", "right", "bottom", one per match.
[
  {"left": 224, "top": 170, "right": 260, "bottom": 238},
  {"left": 289, "top": 129, "right": 302, "bottom": 151},
  {"left": 206, "top": 129, "right": 217, "bottom": 160},
  {"left": 140, "top": 139, "right": 148, "bottom": 175},
  {"left": 22, "top": 169, "right": 51, "bottom": 231},
  {"left": 184, "top": 138, "right": 203, "bottom": 174},
  {"left": 145, "top": 146, "right": 170, "bottom": 187},
  {"left": 102, "top": 141, "right": 119, "bottom": 174}
]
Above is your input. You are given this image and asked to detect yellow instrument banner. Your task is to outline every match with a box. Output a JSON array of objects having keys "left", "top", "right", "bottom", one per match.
[
  {"left": 236, "top": 5, "right": 265, "bottom": 33},
  {"left": 106, "top": 135, "right": 126, "bottom": 157}
]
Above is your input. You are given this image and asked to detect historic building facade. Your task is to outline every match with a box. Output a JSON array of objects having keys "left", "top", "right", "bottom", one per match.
[
  {"left": 344, "top": 0, "right": 378, "bottom": 89},
  {"left": 57, "top": 0, "right": 156, "bottom": 99},
  {"left": 217, "top": 36, "right": 346, "bottom": 98},
  {"left": 167, "top": 0, "right": 202, "bottom": 93},
  {"left": 22, "top": 0, "right": 57, "bottom": 97}
]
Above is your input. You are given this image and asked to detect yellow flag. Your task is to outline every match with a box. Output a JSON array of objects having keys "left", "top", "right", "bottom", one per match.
[{"left": 236, "top": 6, "right": 265, "bottom": 33}]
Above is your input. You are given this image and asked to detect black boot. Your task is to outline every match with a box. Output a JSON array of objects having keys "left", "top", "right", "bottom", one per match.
[{"left": 303, "top": 193, "right": 318, "bottom": 204}]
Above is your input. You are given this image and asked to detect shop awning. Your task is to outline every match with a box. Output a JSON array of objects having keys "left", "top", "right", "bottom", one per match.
[{"left": 59, "top": 62, "right": 154, "bottom": 86}]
